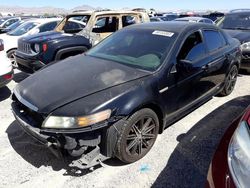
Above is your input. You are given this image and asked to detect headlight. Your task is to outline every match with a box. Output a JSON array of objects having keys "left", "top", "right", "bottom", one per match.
[
  {"left": 42, "top": 109, "right": 111, "bottom": 129},
  {"left": 228, "top": 121, "right": 250, "bottom": 187},
  {"left": 34, "top": 44, "right": 40, "bottom": 53},
  {"left": 240, "top": 42, "right": 250, "bottom": 51}
]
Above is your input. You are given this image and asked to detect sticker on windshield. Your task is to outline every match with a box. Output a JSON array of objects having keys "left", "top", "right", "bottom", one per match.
[{"left": 152, "top": 30, "right": 174, "bottom": 37}]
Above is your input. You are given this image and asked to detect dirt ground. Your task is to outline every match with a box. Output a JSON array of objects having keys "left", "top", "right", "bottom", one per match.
[{"left": 0, "top": 70, "right": 250, "bottom": 188}]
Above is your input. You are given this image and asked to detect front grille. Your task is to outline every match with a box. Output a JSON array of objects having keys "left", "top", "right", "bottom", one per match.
[
  {"left": 18, "top": 41, "right": 32, "bottom": 54},
  {"left": 242, "top": 54, "right": 250, "bottom": 60},
  {"left": 12, "top": 94, "right": 46, "bottom": 128}
]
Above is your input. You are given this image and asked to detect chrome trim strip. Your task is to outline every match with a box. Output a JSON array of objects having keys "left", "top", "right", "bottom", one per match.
[
  {"left": 159, "top": 87, "right": 169, "bottom": 93},
  {"left": 14, "top": 88, "right": 39, "bottom": 112},
  {"left": 208, "top": 56, "right": 225, "bottom": 67}
]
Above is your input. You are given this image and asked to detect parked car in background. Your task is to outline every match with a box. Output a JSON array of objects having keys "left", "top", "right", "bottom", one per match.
[
  {"left": 150, "top": 15, "right": 178, "bottom": 22},
  {"left": 15, "top": 10, "right": 150, "bottom": 73},
  {"left": 161, "top": 14, "right": 179, "bottom": 21},
  {"left": 217, "top": 10, "right": 250, "bottom": 73},
  {"left": 206, "top": 105, "right": 250, "bottom": 188},
  {"left": 12, "top": 22, "right": 241, "bottom": 169},
  {"left": 175, "top": 17, "right": 214, "bottom": 24},
  {"left": 0, "top": 16, "right": 21, "bottom": 32},
  {"left": 0, "top": 18, "right": 62, "bottom": 67},
  {"left": 150, "top": 17, "right": 164, "bottom": 22},
  {"left": 0, "top": 39, "right": 13, "bottom": 88},
  {"left": 0, "top": 19, "right": 29, "bottom": 34}
]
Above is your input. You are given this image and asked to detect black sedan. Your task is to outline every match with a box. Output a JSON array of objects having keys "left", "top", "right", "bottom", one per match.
[{"left": 12, "top": 22, "right": 241, "bottom": 168}]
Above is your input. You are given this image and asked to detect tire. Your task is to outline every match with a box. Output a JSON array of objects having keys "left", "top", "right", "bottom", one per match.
[
  {"left": 115, "top": 108, "right": 159, "bottom": 163},
  {"left": 219, "top": 65, "right": 238, "bottom": 96},
  {"left": 7, "top": 49, "right": 17, "bottom": 68}
]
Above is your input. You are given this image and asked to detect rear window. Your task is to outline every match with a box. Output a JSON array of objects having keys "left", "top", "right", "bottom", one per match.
[{"left": 203, "top": 30, "right": 226, "bottom": 52}]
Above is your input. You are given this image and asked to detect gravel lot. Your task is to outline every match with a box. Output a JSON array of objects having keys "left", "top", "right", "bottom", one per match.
[{"left": 0, "top": 70, "right": 250, "bottom": 188}]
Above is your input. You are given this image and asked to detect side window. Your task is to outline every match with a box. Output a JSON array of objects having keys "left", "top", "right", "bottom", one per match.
[
  {"left": 122, "top": 15, "right": 137, "bottom": 27},
  {"left": 203, "top": 30, "right": 226, "bottom": 52},
  {"left": 39, "top": 21, "right": 58, "bottom": 33},
  {"left": 177, "top": 31, "right": 206, "bottom": 62},
  {"left": 92, "top": 16, "right": 118, "bottom": 33}
]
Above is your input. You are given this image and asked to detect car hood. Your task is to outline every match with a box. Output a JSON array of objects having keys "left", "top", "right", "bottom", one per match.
[
  {"left": 224, "top": 29, "right": 250, "bottom": 43},
  {"left": 14, "top": 55, "right": 151, "bottom": 113},
  {"left": 22, "top": 31, "right": 78, "bottom": 43}
]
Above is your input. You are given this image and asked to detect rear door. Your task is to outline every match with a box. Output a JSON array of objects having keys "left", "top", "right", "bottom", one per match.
[{"left": 201, "top": 29, "right": 229, "bottom": 87}]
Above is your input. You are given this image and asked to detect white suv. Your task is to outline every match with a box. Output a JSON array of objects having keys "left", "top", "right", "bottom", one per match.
[{"left": 0, "top": 39, "right": 13, "bottom": 88}]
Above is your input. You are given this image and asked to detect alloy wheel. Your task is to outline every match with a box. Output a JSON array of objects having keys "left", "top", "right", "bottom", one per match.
[
  {"left": 225, "top": 66, "right": 238, "bottom": 94},
  {"left": 125, "top": 117, "right": 157, "bottom": 157}
]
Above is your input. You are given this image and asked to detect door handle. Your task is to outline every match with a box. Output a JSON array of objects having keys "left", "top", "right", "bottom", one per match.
[{"left": 202, "top": 64, "right": 209, "bottom": 70}]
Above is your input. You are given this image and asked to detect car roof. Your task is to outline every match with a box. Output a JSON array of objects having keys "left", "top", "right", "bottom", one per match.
[
  {"left": 68, "top": 10, "right": 146, "bottom": 16},
  {"left": 0, "top": 16, "right": 18, "bottom": 20},
  {"left": 227, "top": 10, "right": 250, "bottom": 15},
  {"left": 124, "top": 21, "right": 218, "bottom": 33},
  {"left": 175, "top": 16, "right": 205, "bottom": 21},
  {"left": 25, "top": 18, "right": 62, "bottom": 24}
]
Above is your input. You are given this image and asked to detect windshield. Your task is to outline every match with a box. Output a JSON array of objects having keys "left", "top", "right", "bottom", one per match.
[
  {"left": 8, "top": 21, "right": 38, "bottom": 36},
  {"left": 217, "top": 14, "right": 250, "bottom": 30},
  {"left": 56, "top": 15, "right": 90, "bottom": 34},
  {"left": 87, "top": 29, "right": 177, "bottom": 71}
]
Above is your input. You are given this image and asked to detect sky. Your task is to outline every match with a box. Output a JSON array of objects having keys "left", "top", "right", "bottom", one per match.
[{"left": 0, "top": 0, "right": 250, "bottom": 11}]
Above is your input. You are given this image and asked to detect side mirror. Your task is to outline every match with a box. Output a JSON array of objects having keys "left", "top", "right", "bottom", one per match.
[
  {"left": 177, "top": 59, "right": 193, "bottom": 73},
  {"left": 178, "top": 59, "right": 192, "bottom": 65}
]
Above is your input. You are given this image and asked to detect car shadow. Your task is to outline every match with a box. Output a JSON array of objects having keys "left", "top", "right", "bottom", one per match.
[
  {"left": 13, "top": 71, "right": 29, "bottom": 83},
  {"left": 5, "top": 120, "right": 125, "bottom": 177},
  {"left": 0, "top": 86, "right": 11, "bottom": 102},
  {"left": 6, "top": 121, "right": 99, "bottom": 176},
  {"left": 239, "top": 69, "right": 250, "bottom": 75},
  {"left": 152, "top": 95, "right": 250, "bottom": 188}
]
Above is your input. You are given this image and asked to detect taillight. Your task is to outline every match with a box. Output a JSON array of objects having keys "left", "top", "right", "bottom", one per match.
[
  {"left": 0, "top": 39, "right": 4, "bottom": 51},
  {"left": 3, "top": 74, "right": 13, "bottom": 80},
  {"left": 42, "top": 43, "right": 48, "bottom": 52},
  {"left": 242, "top": 107, "right": 250, "bottom": 126}
]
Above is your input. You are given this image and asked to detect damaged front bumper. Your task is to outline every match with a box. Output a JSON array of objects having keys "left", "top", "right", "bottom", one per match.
[{"left": 11, "top": 102, "right": 111, "bottom": 169}]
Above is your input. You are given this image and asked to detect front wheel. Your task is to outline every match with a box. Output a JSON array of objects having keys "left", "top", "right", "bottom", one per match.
[
  {"left": 219, "top": 65, "right": 238, "bottom": 96},
  {"left": 115, "top": 108, "right": 159, "bottom": 163},
  {"left": 7, "top": 49, "right": 17, "bottom": 68}
]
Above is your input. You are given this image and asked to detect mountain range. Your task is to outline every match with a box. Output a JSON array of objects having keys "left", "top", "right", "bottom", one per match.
[{"left": 0, "top": 5, "right": 102, "bottom": 15}]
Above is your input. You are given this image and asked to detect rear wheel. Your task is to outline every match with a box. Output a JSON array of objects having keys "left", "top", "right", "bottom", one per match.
[
  {"left": 115, "top": 108, "right": 159, "bottom": 163},
  {"left": 220, "top": 65, "right": 238, "bottom": 96},
  {"left": 7, "top": 49, "right": 17, "bottom": 68}
]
